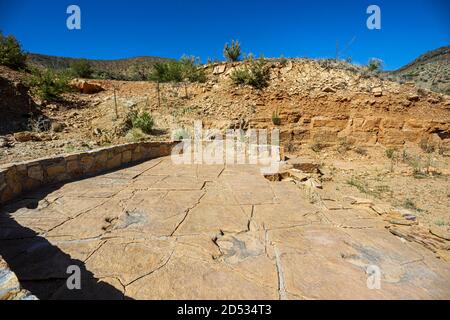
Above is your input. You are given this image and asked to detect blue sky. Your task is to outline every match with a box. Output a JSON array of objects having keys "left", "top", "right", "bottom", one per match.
[{"left": 0, "top": 0, "right": 448, "bottom": 70}]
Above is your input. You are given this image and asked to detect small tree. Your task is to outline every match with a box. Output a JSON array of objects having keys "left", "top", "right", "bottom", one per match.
[
  {"left": 149, "top": 62, "right": 168, "bottom": 109},
  {"left": 224, "top": 40, "right": 242, "bottom": 62},
  {"left": 0, "top": 32, "right": 26, "bottom": 70},
  {"left": 25, "top": 67, "right": 71, "bottom": 101},
  {"left": 180, "top": 55, "right": 206, "bottom": 83},
  {"left": 70, "top": 59, "right": 93, "bottom": 78},
  {"left": 180, "top": 55, "right": 206, "bottom": 97},
  {"left": 367, "top": 58, "right": 383, "bottom": 72},
  {"left": 230, "top": 57, "right": 270, "bottom": 89}
]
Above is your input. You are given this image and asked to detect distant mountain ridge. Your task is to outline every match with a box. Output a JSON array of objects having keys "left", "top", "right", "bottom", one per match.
[
  {"left": 26, "top": 53, "right": 171, "bottom": 80},
  {"left": 26, "top": 47, "right": 450, "bottom": 94}
]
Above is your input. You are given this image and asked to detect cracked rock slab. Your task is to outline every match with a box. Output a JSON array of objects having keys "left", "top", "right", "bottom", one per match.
[{"left": 1, "top": 156, "right": 450, "bottom": 300}]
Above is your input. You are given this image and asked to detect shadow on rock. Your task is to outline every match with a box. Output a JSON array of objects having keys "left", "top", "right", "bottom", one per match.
[{"left": 0, "top": 194, "right": 131, "bottom": 300}]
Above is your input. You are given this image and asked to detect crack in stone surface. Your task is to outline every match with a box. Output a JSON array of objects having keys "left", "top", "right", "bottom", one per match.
[
  {"left": 169, "top": 192, "right": 207, "bottom": 237},
  {"left": 272, "top": 242, "right": 288, "bottom": 300},
  {"left": 125, "top": 247, "right": 175, "bottom": 287}
]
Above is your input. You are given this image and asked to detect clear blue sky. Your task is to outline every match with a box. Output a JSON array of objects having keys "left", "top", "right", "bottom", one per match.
[{"left": 0, "top": 0, "right": 448, "bottom": 70}]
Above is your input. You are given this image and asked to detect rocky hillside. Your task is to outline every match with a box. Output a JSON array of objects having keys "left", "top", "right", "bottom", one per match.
[
  {"left": 26, "top": 53, "right": 170, "bottom": 80},
  {"left": 1, "top": 56, "right": 449, "bottom": 164},
  {"left": 389, "top": 46, "right": 450, "bottom": 95}
]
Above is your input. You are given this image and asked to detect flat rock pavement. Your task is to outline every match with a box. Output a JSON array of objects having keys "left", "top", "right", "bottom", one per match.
[{"left": 1, "top": 157, "right": 449, "bottom": 299}]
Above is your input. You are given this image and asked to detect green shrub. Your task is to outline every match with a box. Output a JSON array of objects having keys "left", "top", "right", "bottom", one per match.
[
  {"left": 337, "top": 138, "right": 352, "bottom": 154},
  {"left": 246, "top": 59, "right": 270, "bottom": 89},
  {"left": 230, "top": 58, "right": 270, "bottom": 89},
  {"left": 419, "top": 138, "right": 436, "bottom": 154},
  {"left": 403, "top": 198, "right": 420, "bottom": 211},
  {"left": 132, "top": 111, "right": 154, "bottom": 134},
  {"left": 25, "top": 68, "right": 71, "bottom": 101},
  {"left": 230, "top": 68, "right": 249, "bottom": 85},
  {"left": 0, "top": 32, "right": 26, "bottom": 70},
  {"left": 149, "top": 57, "right": 206, "bottom": 83},
  {"left": 367, "top": 58, "right": 383, "bottom": 72},
  {"left": 224, "top": 40, "right": 241, "bottom": 62},
  {"left": 354, "top": 146, "right": 368, "bottom": 156},
  {"left": 385, "top": 148, "right": 397, "bottom": 159},
  {"left": 69, "top": 59, "right": 93, "bottom": 78},
  {"left": 128, "top": 62, "right": 153, "bottom": 81},
  {"left": 171, "top": 128, "right": 191, "bottom": 141},
  {"left": 272, "top": 110, "right": 281, "bottom": 125},
  {"left": 311, "top": 141, "right": 326, "bottom": 153},
  {"left": 122, "top": 109, "right": 154, "bottom": 134},
  {"left": 180, "top": 55, "right": 207, "bottom": 83}
]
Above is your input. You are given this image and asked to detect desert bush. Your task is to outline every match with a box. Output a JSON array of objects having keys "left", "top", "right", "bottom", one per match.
[
  {"left": 149, "top": 61, "right": 182, "bottom": 83},
  {"left": 69, "top": 59, "right": 93, "bottom": 78},
  {"left": 230, "top": 58, "right": 270, "bottom": 89},
  {"left": 171, "top": 127, "right": 191, "bottom": 141},
  {"left": 180, "top": 55, "right": 207, "bottom": 83},
  {"left": 272, "top": 110, "right": 281, "bottom": 125},
  {"left": 131, "top": 111, "right": 154, "bottom": 134},
  {"left": 25, "top": 67, "right": 71, "bottom": 101},
  {"left": 149, "top": 57, "right": 205, "bottom": 84},
  {"left": 419, "top": 138, "right": 436, "bottom": 154},
  {"left": 337, "top": 138, "right": 352, "bottom": 154},
  {"left": 128, "top": 62, "right": 153, "bottom": 81},
  {"left": 347, "top": 177, "right": 370, "bottom": 194},
  {"left": 229, "top": 67, "right": 248, "bottom": 85},
  {"left": 125, "top": 128, "right": 148, "bottom": 142},
  {"left": 367, "top": 58, "right": 383, "bottom": 72},
  {"left": 354, "top": 146, "right": 368, "bottom": 156},
  {"left": 0, "top": 32, "right": 26, "bottom": 70},
  {"left": 311, "top": 141, "right": 326, "bottom": 153},
  {"left": 284, "top": 141, "right": 296, "bottom": 153},
  {"left": 403, "top": 198, "right": 420, "bottom": 211},
  {"left": 122, "top": 109, "right": 154, "bottom": 135},
  {"left": 347, "top": 177, "right": 391, "bottom": 199},
  {"left": 223, "top": 40, "right": 241, "bottom": 62},
  {"left": 385, "top": 148, "right": 397, "bottom": 159},
  {"left": 279, "top": 55, "right": 288, "bottom": 66}
]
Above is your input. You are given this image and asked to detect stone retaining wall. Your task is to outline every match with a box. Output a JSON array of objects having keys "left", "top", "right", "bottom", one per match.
[{"left": 0, "top": 141, "right": 178, "bottom": 205}]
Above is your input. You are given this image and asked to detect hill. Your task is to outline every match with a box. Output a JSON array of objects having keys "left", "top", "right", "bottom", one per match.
[
  {"left": 26, "top": 53, "right": 171, "bottom": 80},
  {"left": 389, "top": 46, "right": 450, "bottom": 95}
]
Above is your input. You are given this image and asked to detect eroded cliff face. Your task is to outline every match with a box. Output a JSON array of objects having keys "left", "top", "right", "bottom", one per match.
[
  {"left": 248, "top": 91, "right": 450, "bottom": 149},
  {"left": 197, "top": 59, "right": 450, "bottom": 150}
]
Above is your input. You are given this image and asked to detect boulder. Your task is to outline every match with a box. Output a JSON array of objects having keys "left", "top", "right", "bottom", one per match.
[
  {"left": 407, "top": 94, "right": 420, "bottom": 102},
  {"left": 213, "top": 65, "right": 227, "bottom": 75},
  {"left": 13, "top": 131, "right": 41, "bottom": 142},
  {"left": 70, "top": 79, "right": 104, "bottom": 94},
  {"left": 372, "top": 87, "right": 382, "bottom": 97}
]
